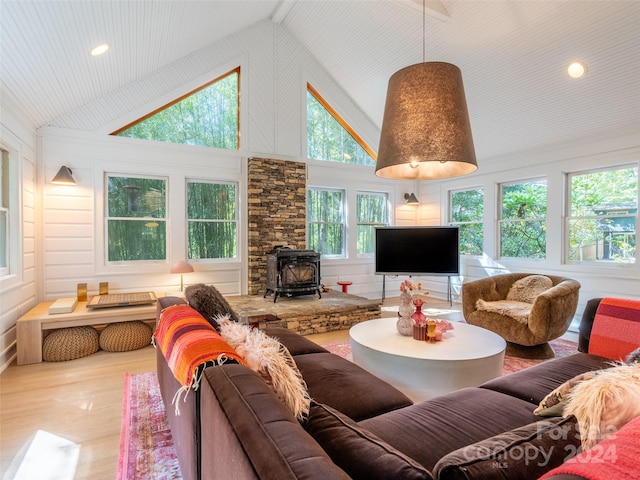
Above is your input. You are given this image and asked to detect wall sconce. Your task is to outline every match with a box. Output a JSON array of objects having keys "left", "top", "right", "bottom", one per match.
[
  {"left": 51, "top": 166, "right": 76, "bottom": 185},
  {"left": 404, "top": 193, "right": 419, "bottom": 205},
  {"left": 171, "top": 260, "right": 194, "bottom": 292}
]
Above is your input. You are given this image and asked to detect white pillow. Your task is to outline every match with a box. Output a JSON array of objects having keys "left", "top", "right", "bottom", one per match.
[{"left": 506, "top": 275, "right": 553, "bottom": 304}]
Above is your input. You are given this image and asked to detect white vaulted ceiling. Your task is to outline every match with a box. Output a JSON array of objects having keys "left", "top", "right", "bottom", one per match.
[{"left": 1, "top": 0, "right": 639, "bottom": 161}]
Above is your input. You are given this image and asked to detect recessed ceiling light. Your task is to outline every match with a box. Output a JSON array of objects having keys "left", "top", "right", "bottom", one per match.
[
  {"left": 90, "top": 43, "right": 109, "bottom": 56},
  {"left": 567, "top": 61, "right": 587, "bottom": 78}
]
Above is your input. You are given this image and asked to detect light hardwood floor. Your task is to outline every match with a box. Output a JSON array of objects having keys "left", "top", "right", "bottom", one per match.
[{"left": 0, "top": 297, "right": 462, "bottom": 479}]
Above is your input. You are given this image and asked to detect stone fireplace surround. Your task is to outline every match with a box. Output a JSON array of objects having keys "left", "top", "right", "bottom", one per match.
[{"left": 246, "top": 157, "right": 380, "bottom": 334}]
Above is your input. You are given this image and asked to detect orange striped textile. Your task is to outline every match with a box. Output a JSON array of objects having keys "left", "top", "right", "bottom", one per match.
[
  {"left": 154, "top": 304, "right": 246, "bottom": 389},
  {"left": 589, "top": 297, "right": 640, "bottom": 361}
]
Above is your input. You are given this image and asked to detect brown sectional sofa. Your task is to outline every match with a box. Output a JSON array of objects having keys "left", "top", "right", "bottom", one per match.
[{"left": 155, "top": 296, "right": 630, "bottom": 480}]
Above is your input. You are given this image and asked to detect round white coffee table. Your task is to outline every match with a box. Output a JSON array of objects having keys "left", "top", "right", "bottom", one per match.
[{"left": 349, "top": 318, "right": 506, "bottom": 402}]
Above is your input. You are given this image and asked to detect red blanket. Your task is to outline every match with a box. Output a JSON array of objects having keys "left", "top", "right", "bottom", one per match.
[
  {"left": 154, "top": 304, "right": 246, "bottom": 390},
  {"left": 539, "top": 415, "right": 640, "bottom": 480},
  {"left": 589, "top": 297, "right": 640, "bottom": 361}
]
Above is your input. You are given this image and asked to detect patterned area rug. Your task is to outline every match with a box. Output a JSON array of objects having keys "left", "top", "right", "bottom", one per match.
[
  {"left": 119, "top": 336, "right": 578, "bottom": 479},
  {"left": 118, "top": 372, "right": 182, "bottom": 480},
  {"left": 321, "top": 337, "right": 579, "bottom": 375}
]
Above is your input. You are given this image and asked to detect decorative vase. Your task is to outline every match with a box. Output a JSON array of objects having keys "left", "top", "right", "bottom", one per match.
[
  {"left": 411, "top": 300, "right": 426, "bottom": 326},
  {"left": 396, "top": 315, "right": 413, "bottom": 336},
  {"left": 396, "top": 291, "right": 415, "bottom": 336}
]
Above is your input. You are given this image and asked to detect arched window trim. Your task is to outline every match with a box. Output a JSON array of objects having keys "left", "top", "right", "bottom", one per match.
[{"left": 307, "top": 83, "right": 377, "bottom": 161}]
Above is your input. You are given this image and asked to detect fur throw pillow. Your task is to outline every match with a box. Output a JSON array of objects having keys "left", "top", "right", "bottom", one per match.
[
  {"left": 563, "top": 362, "right": 640, "bottom": 450},
  {"left": 475, "top": 299, "right": 532, "bottom": 324},
  {"left": 506, "top": 275, "right": 553, "bottom": 304},
  {"left": 185, "top": 283, "right": 239, "bottom": 330},
  {"left": 626, "top": 346, "right": 640, "bottom": 364},
  {"left": 217, "top": 318, "right": 311, "bottom": 421}
]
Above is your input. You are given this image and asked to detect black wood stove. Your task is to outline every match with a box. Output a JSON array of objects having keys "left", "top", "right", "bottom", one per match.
[{"left": 264, "top": 246, "right": 321, "bottom": 302}]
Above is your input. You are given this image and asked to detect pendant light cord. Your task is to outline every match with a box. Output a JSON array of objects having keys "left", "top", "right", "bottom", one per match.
[{"left": 422, "top": 0, "right": 426, "bottom": 63}]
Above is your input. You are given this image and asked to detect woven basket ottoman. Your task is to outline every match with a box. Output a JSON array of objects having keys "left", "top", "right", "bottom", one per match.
[
  {"left": 42, "top": 326, "right": 100, "bottom": 362},
  {"left": 99, "top": 321, "right": 152, "bottom": 352}
]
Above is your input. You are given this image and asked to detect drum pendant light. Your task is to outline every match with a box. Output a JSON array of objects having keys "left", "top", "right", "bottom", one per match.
[{"left": 375, "top": 2, "right": 477, "bottom": 180}]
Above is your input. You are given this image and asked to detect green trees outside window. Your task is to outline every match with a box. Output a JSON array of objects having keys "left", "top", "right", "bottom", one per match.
[
  {"left": 449, "top": 188, "right": 484, "bottom": 255},
  {"left": 568, "top": 166, "right": 637, "bottom": 263},
  {"left": 187, "top": 181, "right": 237, "bottom": 260},
  {"left": 114, "top": 69, "right": 239, "bottom": 150},
  {"left": 499, "top": 179, "right": 547, "bottom": 259},
  {"left": 307, "top": 85, "right": 376, "bottom": 166},
  {"left": 107, "top": 176, "right": 167, "bottom": 262},
  {"left": 307, "top": 188, "right": 345, "bottom": 257},
  {"left": 357, "top": 192, "right": 388, "bottom": 255}
]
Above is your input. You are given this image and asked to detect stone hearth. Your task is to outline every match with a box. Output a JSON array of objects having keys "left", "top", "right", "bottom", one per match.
[{"left": 226, "top": 290, "right": 381, "bottom": 335}]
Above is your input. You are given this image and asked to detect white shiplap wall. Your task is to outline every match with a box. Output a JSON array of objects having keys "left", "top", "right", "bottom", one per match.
[
  {"left": 37, "top": 19, "right": 409, "bottom": 304},
  {"left": 424, "top": 130, "right": 640, "bottom": 314},
  {"left": 0, "top": 97, "right": 37, "bottom": 372}
]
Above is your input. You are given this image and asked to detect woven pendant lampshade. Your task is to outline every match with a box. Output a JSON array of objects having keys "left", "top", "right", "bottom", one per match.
[{"left": 375, "top": 61, "right": 477, "bottom": 180}]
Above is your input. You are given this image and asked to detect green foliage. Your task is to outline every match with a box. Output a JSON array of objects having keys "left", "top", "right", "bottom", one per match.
[
  {"left": 107, "top": 176, "right": 167, "bottom": 262},
  {"left": 307, "top": 188, "right": 345, "bottom": 256},
  {"left": 357, "top": 192, "right": 388, "bottom": 254},
  {"left": 187, "top": 182, "right": 237, "bottom": 260},
  {"left": 450, "top": 189, "right": 483, "bottom": 255},
  {"left": 568, "top": 167, "right": 637, "bottom": 263},
  {"left": 500, "top": 180, "right": 547, "bottom": 258},
  {"left": 117, "top": 72, "right": 238, "bottom": 149},
  {"left": 307, "top": 91, "right": 375, "bottom": 166}
]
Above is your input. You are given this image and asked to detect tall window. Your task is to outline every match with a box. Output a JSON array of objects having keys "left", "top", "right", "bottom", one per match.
[
  {"left": 307, "top": 84, "right": 376, "bottom": 166},
  {"left": 112, "top": 68, "right": 240, "bottom": 150},
  {"left": 357, "top": 192, "right": 388, "bottom": 255},
  {"left": 106, "top": 175, "right": 167, "bottom": 262},
  {"left": 187, "top": 180, "right": 238, "bottom": 260},
  {"left": 449, "top": 188, "right": 484, "bottom": 255},
  {"left": 307, "top": 187, "right": 345, "bottom": 257},
  {"left": 499, "top": 179, "right": 547, "bottom": 259},
  {"left": 568, "top": 166, "right": 637, "bottom": 264},
  {"left": 0, "top": 150, "right": 9, "bottom": 275}
]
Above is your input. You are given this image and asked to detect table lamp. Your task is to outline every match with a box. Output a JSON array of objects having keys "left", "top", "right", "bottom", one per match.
[{"left": 171, "top": 260, "right": 194, "bottom": 292}]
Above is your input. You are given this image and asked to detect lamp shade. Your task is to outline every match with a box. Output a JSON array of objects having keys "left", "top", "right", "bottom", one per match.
[
  {"left": 51, "top": 166, "right": 76, "bottom": 185},
  {"left": 170, "top": 260, "right": 194, "bottom": 274},
  {"left": 376, "top": 62, "right": 477, "bottom": 180}
]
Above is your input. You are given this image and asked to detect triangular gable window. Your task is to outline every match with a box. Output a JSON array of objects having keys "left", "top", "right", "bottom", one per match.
[
  {"left": 112, "top": 67, "right": 239, "bottom": 150},
  {"left": 307, "top": 83, "right": 376, "bottom": 166}
]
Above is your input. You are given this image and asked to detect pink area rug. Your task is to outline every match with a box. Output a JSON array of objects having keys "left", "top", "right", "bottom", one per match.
[
  {"left": 118, "top": 372, "right": 182, "bottom": 480},
  {"left": 118, "top": 336, "right": 578, "bottom": 479},
  {"left": 321, "top": 336, "right": 579, "bottom": 375}
]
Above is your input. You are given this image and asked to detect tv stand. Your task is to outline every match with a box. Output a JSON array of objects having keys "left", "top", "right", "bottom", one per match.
[{"left": 380, "top": 274, "right": 453, "bottom": 306}]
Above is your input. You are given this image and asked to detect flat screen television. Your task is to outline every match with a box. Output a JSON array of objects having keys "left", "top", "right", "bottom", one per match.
[{"left": 375, "top": 226, "right": 460, "bottom": 275}]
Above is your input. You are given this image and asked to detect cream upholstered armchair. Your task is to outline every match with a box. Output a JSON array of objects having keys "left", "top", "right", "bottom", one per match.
[{"left": 462, "top": 273, "right": 581, "bottom": 358}]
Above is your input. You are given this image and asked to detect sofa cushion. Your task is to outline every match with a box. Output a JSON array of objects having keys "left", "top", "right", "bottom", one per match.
[
  {"left": 305, "top": 401, "right": 433, "bottom": 480},
  {"left": 479, "top": 353, "right": 611, "bottom": 405},
  {"left": 263, "top": 327, "right": 329, "bottom": 356},
  {"left": 433, "top": 415, "right": 581, "bottom": 480},
  {"left": 293, "top": 352, "right": 413, "bottom": 421},
  {"left": 360, "top": 387, "right": 541, "bottom": 471},
  {"left": 202, "top": 364, "right": 350, "bottom": 480}
]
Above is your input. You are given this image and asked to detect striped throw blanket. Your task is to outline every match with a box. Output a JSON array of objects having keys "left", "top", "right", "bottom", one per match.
[
  {"left": 589, "top": 297, "right": 640, "bottom": 361},
  {"left": 154, "top": 304, "right": 246, "bottom": 412}
]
